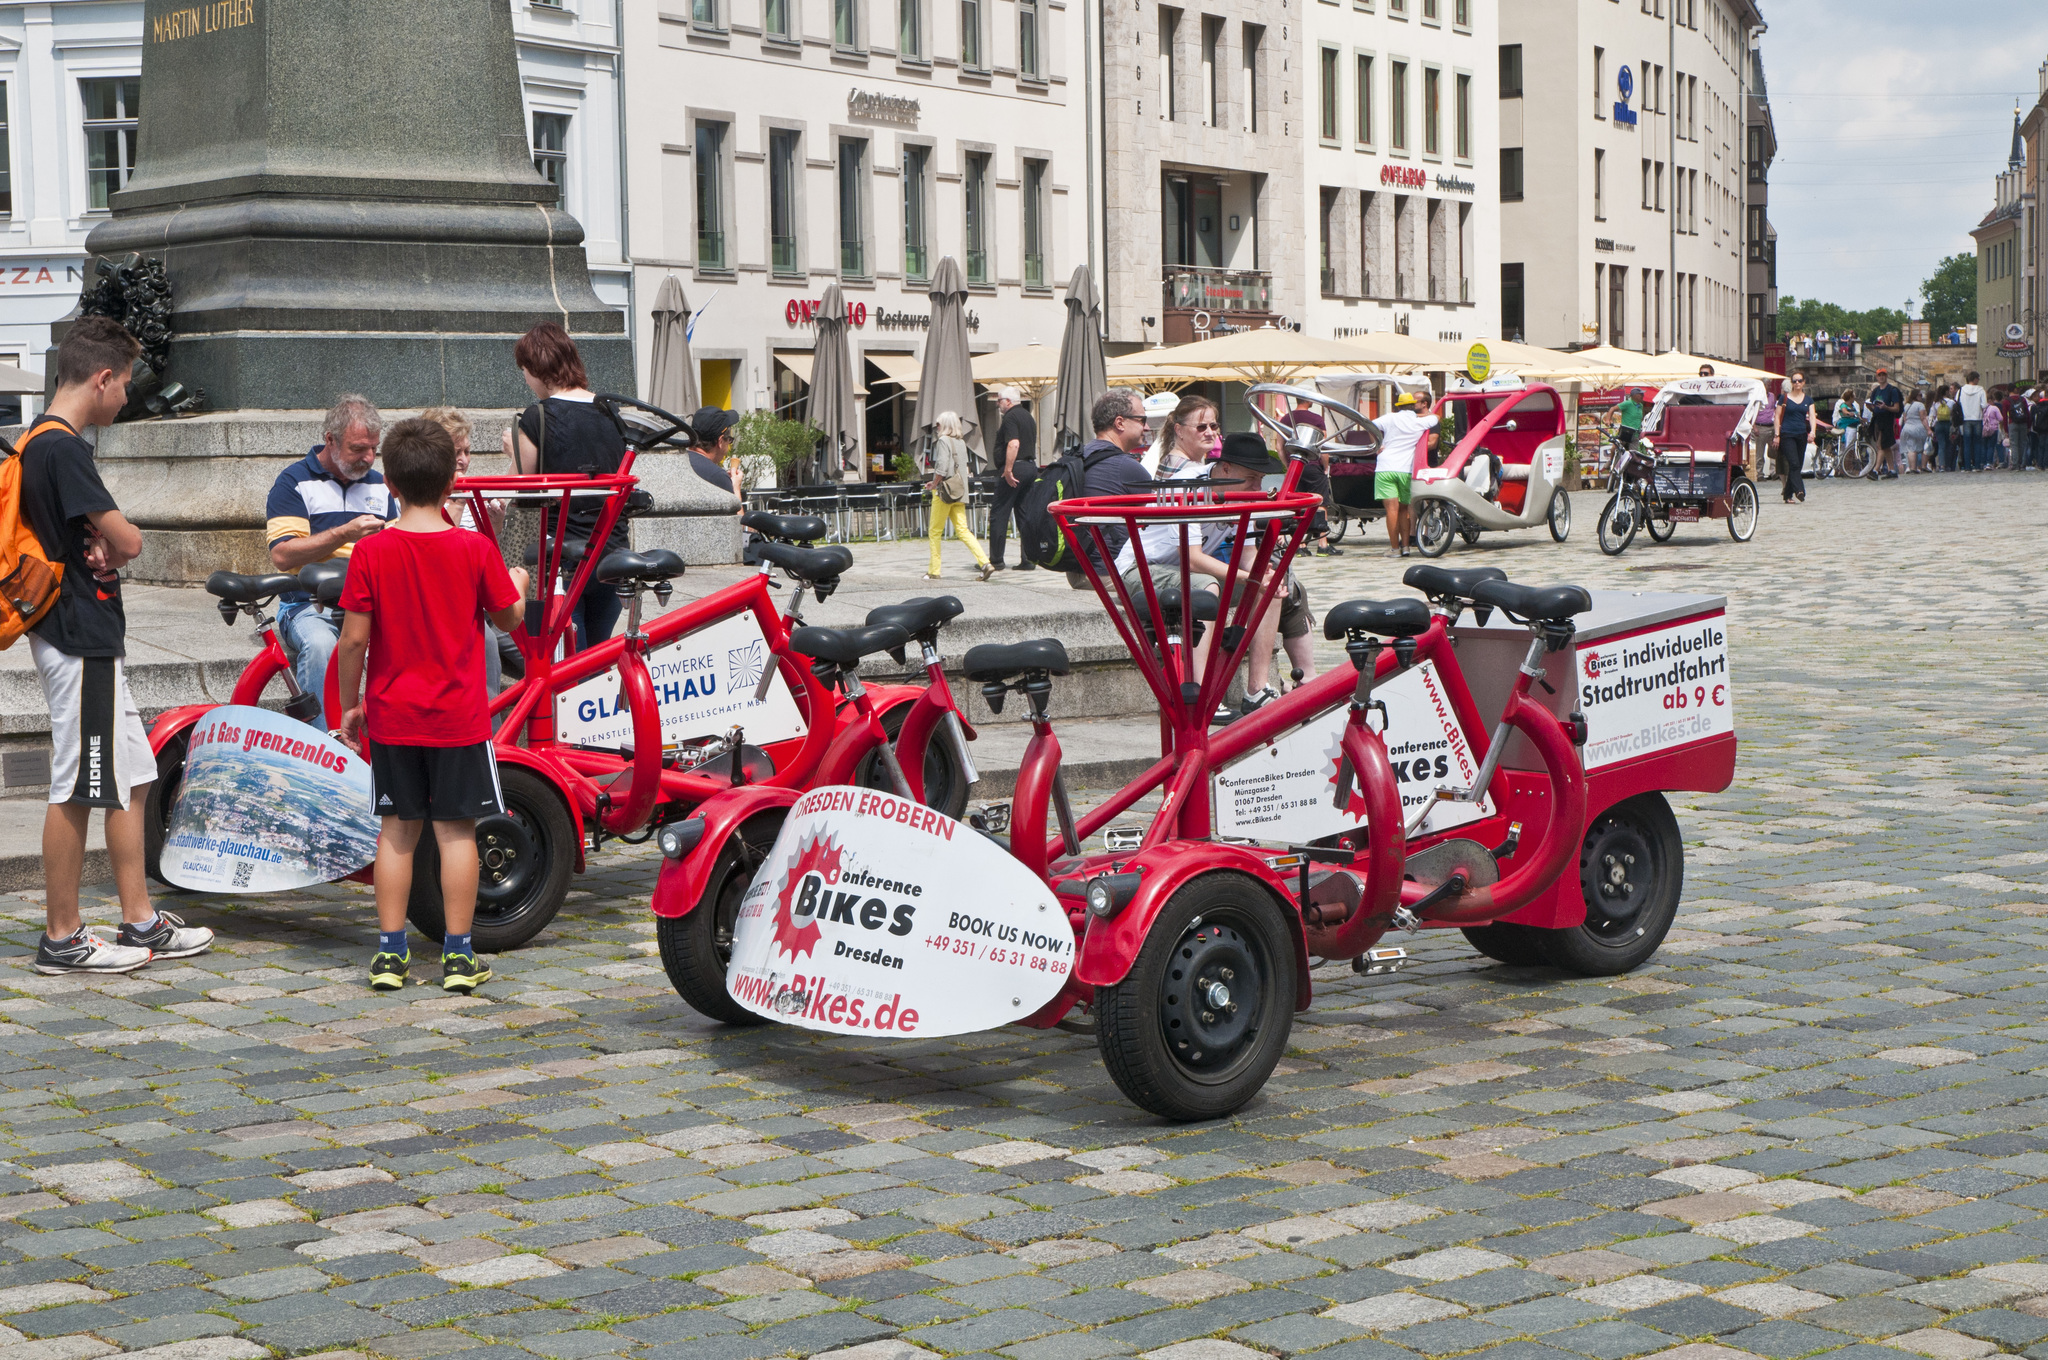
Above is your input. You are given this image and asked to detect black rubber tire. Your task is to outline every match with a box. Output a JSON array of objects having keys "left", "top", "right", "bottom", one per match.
[
  {"left": 856, "top": 703, "right": 972, "bottom": 820},
  {"left": 1727, "top": 480, "right": 1759, "bottom": 541},
  {"left": 1095, "top": 872, "right": 1296, "bottom": 1122},
  {"left": 1841, "top": 440, "right": 1871, "bottom": 479},
  {"left": 1459, "top": 526, "right": 1483, "bottom": 546},
  {"left": 1597, "top": 492, "right": 1639, "bottom": 556},
  {"left": 142, "top": 731, "right": 189, "bottom": 887},
  {"left": 1326, "top": 510, "right": 1349, "bottom": 544},
  {"left": 1647, "top": 510, "right": 1676, "bottom": 542},
  {"left": 1461, "top": 921, "right": 1554, "bottom": 967},
  {"left": 1414, "top": 501, "right": 1456, "bottom": 558},
  {"left": 1547, "top": 489, "right": 1572, "bottom": 542},
  {"left": 656, "top": 813, "right": 783, "bottom": 1026},
  {"left": 1542, "top": 792, "right": 1684, "bottom": 976},
  {"left": 407, "top": 766, "right": 577, "bottom": 953}
]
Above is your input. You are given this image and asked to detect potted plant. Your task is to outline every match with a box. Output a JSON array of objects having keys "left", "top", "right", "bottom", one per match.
[{"left": 731, "top": 409, "right": 819, "bottom": 490}]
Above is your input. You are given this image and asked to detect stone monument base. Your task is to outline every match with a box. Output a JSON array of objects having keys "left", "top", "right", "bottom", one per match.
[{"left": 3, "top": 411, "right": 741, "bottom": 586}]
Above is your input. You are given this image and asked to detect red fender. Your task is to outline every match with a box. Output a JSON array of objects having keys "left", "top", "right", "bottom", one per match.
[
  {"left": 491, "top": 746, "right": 590, "bottom": 875},
  {"left": 1404, "top": 689, "right": 1588, "bottom": 925},
  {"left": 1072, "top": 843, "right": 1312, "bottom": 1008},
  {"left": 651, "top": 785, "right": 801, "bottom": 918},
  {"left": 1303, "top": 720, "right": 1406, "bottom": 959},
  {"left": 148, "top": 704, "right": 217, "bottom": 757},
  {"left": 231, "top": 641, "right": 292, "bottom": 709},
  {"left": 599, "top": 651, "right": 664, "bottom": 836}
]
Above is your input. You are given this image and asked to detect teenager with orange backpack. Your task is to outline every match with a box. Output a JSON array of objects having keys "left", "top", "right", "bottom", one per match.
[{"left": 9, "top": 317, "right": 213, "bottom": 973}]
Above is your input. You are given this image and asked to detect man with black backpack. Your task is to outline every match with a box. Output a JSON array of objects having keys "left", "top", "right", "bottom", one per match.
[{"left": 1012, "top": 390, "right": 1153, "bottom": 588}]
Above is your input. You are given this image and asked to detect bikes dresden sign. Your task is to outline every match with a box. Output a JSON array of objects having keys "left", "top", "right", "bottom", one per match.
[{"left": 726, "top": 786, "right": 1068, "bottom": 1035}]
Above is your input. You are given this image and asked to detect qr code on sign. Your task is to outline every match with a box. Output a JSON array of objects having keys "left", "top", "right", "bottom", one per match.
[{"left": 232, "top": 861, "right": 252, "bottom": 889}]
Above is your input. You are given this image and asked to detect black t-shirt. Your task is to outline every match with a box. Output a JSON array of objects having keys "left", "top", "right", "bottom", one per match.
[
  {"left": 1868, "top": 385, "right": 1903, "bottom": 429},
  {"left": 518, "top": 396, "right": 631, "bottom": 553},
  {"left": 996, "top": 407, "right": 1039, "bottom": 467},
  {"left": 688, "top": 450, "right": 734, "bottom": 494},
  {"left": 19, "top": 419, "right": 125, "bottom": 659}
]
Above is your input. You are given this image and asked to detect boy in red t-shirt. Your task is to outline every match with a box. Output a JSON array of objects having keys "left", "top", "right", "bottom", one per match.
[{"left": 335, "top": 419, "right": 526, "bottom": 993}]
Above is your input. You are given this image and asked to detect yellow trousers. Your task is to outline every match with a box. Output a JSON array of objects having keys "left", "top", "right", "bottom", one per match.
[{"left": 927, "top": 496, "right": 989, "bottom": 576}]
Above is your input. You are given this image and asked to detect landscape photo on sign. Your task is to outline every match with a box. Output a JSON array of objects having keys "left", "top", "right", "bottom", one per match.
[
  {"left": 725, "top": 786, "right": 1069, "bottom": 1037},
  {"left": 162, "top": 705, "right": 378, "bottom": 894}
]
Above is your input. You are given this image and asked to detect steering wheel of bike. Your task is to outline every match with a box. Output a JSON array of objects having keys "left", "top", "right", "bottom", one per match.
[
  {"left": 597, "top": 394, "right": 696, "bottom": 452},
  {"left": 1244, "top": 383, "right": 1384, "bottom": 455}
]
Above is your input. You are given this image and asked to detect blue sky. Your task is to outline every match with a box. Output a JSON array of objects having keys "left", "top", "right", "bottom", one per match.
[{"left": 1763, "top": 1, "right": 2047, "bottom": 312}]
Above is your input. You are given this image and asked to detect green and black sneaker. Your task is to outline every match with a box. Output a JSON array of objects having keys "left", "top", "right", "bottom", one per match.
[
  {"left": 441, "top": 952, "right": 492, "bottom": 994},
  {"left": 368, "top": 950, "right": 410, "bottom": 992}
]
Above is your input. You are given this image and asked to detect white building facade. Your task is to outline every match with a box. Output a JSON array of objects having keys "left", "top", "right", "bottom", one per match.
[
  {"left": 1499, "top": 0, "right": 1760, "bottom": 359},
  {"left": 1303, "top": 0, "right": 1499, "bottom": 349},
  {"left": 622, "top": 0, "right": 1089, "bottom": 470},
  {"left": 0, "top": 0, "right": 627, "bottom": 399}
]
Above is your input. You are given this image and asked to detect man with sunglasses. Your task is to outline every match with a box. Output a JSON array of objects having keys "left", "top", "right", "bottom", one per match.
[{"left": 1064, "top": 390, "right": 1155, "bottom": 588}]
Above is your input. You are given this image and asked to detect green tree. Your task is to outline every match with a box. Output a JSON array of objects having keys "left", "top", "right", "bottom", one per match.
[
  {"left": 1919, "top": 253, "right": 1977, "bottom": 336},
  {"left": 730, "top": 409, "right": 818, "bottom": 486},
  {"left": 1777, "top": 296, "right": 1908, "bottom": 344}
]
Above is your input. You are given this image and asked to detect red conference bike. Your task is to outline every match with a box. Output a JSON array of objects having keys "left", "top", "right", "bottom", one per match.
[{"left": 655, "top": 385, "right": 1736, "bottom": 1121}]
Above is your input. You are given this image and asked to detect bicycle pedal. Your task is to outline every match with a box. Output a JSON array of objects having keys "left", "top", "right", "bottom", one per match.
[
  {"left": 1353, "top": 946, "right": 1409, "bottom": 975},
  {"left": 970, "top": 802, "right": 1011, "bottom": 836},
  {"left": 1104, "top": 826, "right": 1144, "bottom": 853}
]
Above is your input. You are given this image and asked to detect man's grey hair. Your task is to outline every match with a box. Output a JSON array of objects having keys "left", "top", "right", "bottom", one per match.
[
  {"left": 997, "top": 386, "right": 1023, "bottom": 405},
  {"left": 323, "top": 393, "right": 384, "bottom": 444},
  {"left": 1091, "top": 389, "right": 1142, "bottom": 435}
]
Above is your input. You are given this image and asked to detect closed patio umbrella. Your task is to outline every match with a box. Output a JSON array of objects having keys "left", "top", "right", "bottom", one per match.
[
  {"left": 1053, "top": 265, "right": 1108, "bottom": 453},
  {"left": 912, "top": 256, "right": 983, "bottom": 467},
  {"left": 645, "top": 275, "right": 699, "bottom": 416},
  {"left": 810, "top": 283, "right": 860, "bottom": 479}
]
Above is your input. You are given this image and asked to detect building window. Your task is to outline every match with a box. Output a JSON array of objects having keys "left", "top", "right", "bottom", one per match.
[
  {"left": 770, "top": 129, "right": 801, "bottom": 278},
  {"left": 1423, "top": 67, "right": 1440, "bottom": 156},
  {"left": 899, "top": 0, "right": 922, "bottom": 57},
  {"left": 1243, "top": 24, "right": 1262, "bottom": 133},
  {"left": 1202, "top": 17, "right": 1223, "bottom": 126},
  {"left": 837, "top": 138, "right": 867, "bottom": 277},
  {"left": 1454, "top": 0, "right": 1469, "bottom": 24},
  {"left": 81, "top": 77, "right": 140, "bottom": 212},
  {"left": 1422, "top": 0, "right": 1437, "bottom": 17},
  {"left": 1500, "top": 147, "right": 1523, "bottom": 201},
  {"left": 834, "top": 0, "right": 858, "bottom": 49},
  {"left": 1594, "top": 147, "right": 1605, "bottom": 220},
  {"left": 1319, "top": 47, "right": 1340, "bottom": 142},
  {"left": 1018, "top": 0, "right": 1040, "bottom": 77},
  {"left": 1498, "top": 44, "right": 1521, "bottom": 98},
  {"left": 1022, "top": 158, "right": 1046, "bottom": 287},
  {"left": 1159, "top": 9, "right": 1179, "bottom": 122},
  {"left": 1746, "top": 125, "right": 1766, "bottom": 180},
  {"left": 1356, "top": 53, "right": 1374, "bottom": 145},
  {"left": 902, "top": 144, "right": 929, "bottom": 280},
  {"left": 1654, "top": 160, "right": 1663, "bottom": 211},
  {"left": 765, "top": 0, "right": 791, "bottom": 38},
  {"left": 1592, "top": 47, "right": 1604, "bottom": 120},
  {"left": 1501, "top": 262, "right": 1524, "bottom": 341},
  {"left": 694, "top": 121, "right": 727, "bottom": 270},
  {"left": 1388, "top": 0, "right": 1403, "bottom": 12},
  {"left": 1641, "top": 157, "right": 1651, "bottom": 210},
  {"left": 531, "top": 112, "right": 569, "bottom": 210},
  {"left": 1454, "top": 72, "right": 1470, "bottom": 160},
  {"left": 1746, "top": 204, "right": 1765, "bottom": 261},
  {"left": 1, "top": 83, "right": 13, "bottom": 218},
  {"left": 964, "top": 151, "right": 990, "bottom": 282},
  {"left": 1390, "top": 60, "right": 1408, "bottom": 150},
  {"left": 693, "top": 0, "right": 718, "bottom": 27},
  {"left": 960, "top": 0, "right": 982, "bottom": 66}
]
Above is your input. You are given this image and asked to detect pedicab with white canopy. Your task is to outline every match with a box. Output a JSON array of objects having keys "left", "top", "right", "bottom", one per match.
[{"left": 1596, "top": 374, "right": 1764, "bottom": 555}]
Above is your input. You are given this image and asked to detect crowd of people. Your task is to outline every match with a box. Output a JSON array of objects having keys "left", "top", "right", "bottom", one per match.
[{"left": 1757, "top": 367, "right": 2048, "bottom": 492}]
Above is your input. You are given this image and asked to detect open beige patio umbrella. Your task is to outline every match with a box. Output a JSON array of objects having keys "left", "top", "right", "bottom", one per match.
[
  {"left": 912, "top": 256, "right": 983, "bottom": 465},
  {"left": 810, "top": 284, "right": 860, "bottom": 479},
  {"left": 1567, "top": 347, "right": 1776, "bottom": 387},
  {"left": 0, "top": 364, "right": 41, "bottom": 395},
  {"left": 1053, "top": 265, "right": 1109, "bottom": 454},
  {"left": 1460, "top": 338, "right": 1619, "bottom": 381},
  {"left": 645, "top": 275, "right": 699, "bottom": 416}
]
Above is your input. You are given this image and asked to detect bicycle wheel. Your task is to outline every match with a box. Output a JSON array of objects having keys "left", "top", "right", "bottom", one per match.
[
  {"left": 1547, "top": 489, "right": 1572, "bottom": 542},
  {"left": 1646, "top": 505, "right": 1676, "bottom": 542},
  {"left": 1596, "top": 492, "right": 1639, "bottom": 556},
  {"left": 1326, "top": 509, "right": 1349, "bottom": 544},
  {"left": 1727, "top": 480, "right": 1759, "bottom": 542},
  {"left": 1840, "top": 438, "right": 1872, "bottom": 479},
  {"left": 1414, "top": 501, "right": 1457, "bottom": 558}
]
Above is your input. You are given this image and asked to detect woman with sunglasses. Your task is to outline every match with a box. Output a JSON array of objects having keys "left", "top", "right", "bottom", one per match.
[{"left": 1144, "top": 395, "right": 1222, "bottom": 476}]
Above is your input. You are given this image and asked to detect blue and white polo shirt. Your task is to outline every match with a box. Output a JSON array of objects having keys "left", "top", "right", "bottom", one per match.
[{"left": 265, "top": 447, "right": 396, "bottom": 604}]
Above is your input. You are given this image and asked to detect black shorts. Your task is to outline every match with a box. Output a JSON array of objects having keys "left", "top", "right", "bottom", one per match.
[
  {"left": 369, "top": 740, "right": 504, "bottom": 822},
  {"left": 1874, "top": 419, "right": 1899, "bottom": 450}
]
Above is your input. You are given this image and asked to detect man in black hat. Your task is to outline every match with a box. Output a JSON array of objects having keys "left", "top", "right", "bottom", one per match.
[{"left": 688, "top": 407, "right": 739, "bottom": 494}]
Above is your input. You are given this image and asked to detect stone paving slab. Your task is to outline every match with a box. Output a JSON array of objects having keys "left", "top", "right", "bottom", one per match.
[{"left": 0, "top": 475, "right": 2044, "bottom": 1360}]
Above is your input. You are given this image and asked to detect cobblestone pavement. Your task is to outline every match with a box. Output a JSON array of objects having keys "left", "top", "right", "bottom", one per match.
[{"left": 0, "top": 476, "right": 2044, "bottom": 1360}]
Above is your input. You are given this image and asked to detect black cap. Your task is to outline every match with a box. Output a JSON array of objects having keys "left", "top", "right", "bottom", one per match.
[
  {"left": 1216, "top": 431, "right": 1287, "bottom": 476},
  {"left": 691, "top": 406, "right": 740, "bottom": 442}
]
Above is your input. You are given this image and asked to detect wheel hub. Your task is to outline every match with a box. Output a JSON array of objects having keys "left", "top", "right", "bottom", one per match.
[
  {"left": 1160, "top": 923, "right": 1262, "bottom": 1071},
  {"left": 1580, "top": 818, "right": 1655, "bottom": 942},
  {"left": 473, "top": 811, "right": 539, "bottom": 918}
]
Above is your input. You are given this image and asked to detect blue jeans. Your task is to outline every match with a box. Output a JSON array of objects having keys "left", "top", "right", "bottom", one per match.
[
  {"left": 1962, "top": 420, "right": 1983, "bottom": 469},
  {"left": 1934, "top": 423, "right": 1952, "bottom": 470},
  {"left": 276, "top": 602, "right": 338, "bottom": 724},
  {"left": 569, "top": 574, "right": 622, "bottom": 654}
]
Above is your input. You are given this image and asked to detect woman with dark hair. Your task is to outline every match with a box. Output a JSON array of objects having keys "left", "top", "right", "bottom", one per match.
[{"left": 501, "top": 322, "right": 629, "bottom": 651}]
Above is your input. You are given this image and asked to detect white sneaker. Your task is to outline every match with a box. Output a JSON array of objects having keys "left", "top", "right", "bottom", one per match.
[
  {"left": 35, "top": 929, "right": 152, "bottom": 975},
  {"left": 116, "top": 910, "right": 215, "bottom": 960}
]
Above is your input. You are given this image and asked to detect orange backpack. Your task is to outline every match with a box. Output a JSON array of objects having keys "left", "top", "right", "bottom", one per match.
[{"left": 0, "top": 419, "right": 70, "bottom": 650}]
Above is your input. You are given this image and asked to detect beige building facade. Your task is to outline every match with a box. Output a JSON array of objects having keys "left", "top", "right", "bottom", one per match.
[{"left": 1499, "top": 0, "right": 1761, "bottom": 360}]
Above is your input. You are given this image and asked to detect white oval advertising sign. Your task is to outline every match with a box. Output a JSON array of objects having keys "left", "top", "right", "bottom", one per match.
[
  {"left": 725, "top": 786, "right": 1071, "bottom": 1037},
  {"left": 163, "top": 705, "right": 379, "bottom": 893}
]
